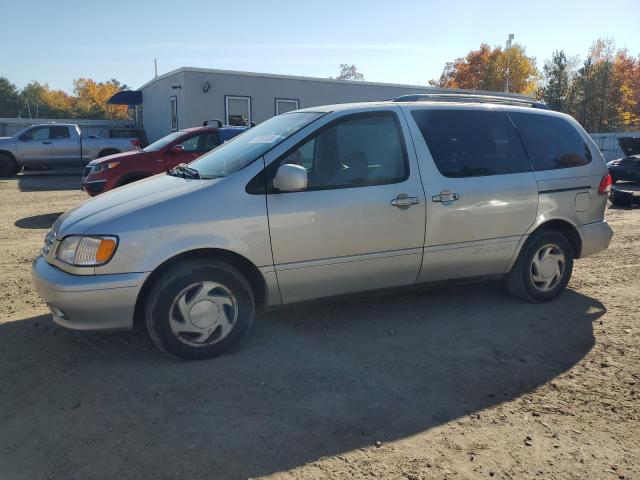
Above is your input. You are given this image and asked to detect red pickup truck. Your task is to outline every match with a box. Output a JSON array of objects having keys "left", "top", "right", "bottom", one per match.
[{"left": 81, "top": 124, "right": 247, "bottom": 196}]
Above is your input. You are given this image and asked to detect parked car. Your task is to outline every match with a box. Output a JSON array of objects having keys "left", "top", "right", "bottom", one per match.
[
  {"left": 607, "top": 137, "right": 640, "bottom": 183},
  {"left": 81, "top": 123, "right": 247, "bottom": 196},
  {"left": 0, "top": 123, "right": 139, "bottom": 176},
  {"left": 33, "top": 94, "right": 614, "bottom": 359}
]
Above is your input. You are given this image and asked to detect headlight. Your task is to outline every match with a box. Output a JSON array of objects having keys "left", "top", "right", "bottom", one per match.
[
  {"left": 56, "top": 235, "right": 118, "bottom": 266},
  {"left": 91, "top": 161, "right": 120, "bottom": 174}
]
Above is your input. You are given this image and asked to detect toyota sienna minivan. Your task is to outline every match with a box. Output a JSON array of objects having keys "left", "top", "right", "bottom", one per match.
[{"left": 33, "top": 93, "right": 614, "bottom": 359}]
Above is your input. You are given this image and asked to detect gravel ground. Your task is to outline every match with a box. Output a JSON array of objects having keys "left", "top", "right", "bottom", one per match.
[{"left": 0, "top": 173, "right": 638, "bottom": 480}]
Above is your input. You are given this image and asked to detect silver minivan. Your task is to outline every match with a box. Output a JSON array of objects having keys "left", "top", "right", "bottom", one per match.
[{"left": 33, "top": 94, "right": 614, "bottom": 359}]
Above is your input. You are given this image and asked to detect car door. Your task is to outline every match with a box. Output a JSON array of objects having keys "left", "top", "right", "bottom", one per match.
[
  {"left": 16, "top": 126, "right": 53, "bottom": 166},
  {"left": 265, "top": 109, "right": 426, "bottom": 304},
  {"left": 49, "top": 126, "right": 81, "bottom": 166},
  {"left": 404, "top": 106, "right": 539, "bottom": 282}
]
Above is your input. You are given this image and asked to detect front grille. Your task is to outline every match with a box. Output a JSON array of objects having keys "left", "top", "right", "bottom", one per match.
[
  {"left": 83, "top": 166, "right": 93, "bottom": 178},
  {"left": 43, "top": 231, "right": 54, "bottom": 256}
]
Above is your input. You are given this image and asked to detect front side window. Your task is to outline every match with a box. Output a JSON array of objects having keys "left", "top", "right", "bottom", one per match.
[
  {"left": 277, "top": 112, "right": 408, "bottom": 190},
  {"left": 411, "top": 109, "right": 531, "bottom": 178},
  {"left": 276, "top": 98, "right": 299, "bottom": 115},
  {"left": 143, "top": 131, "right": 184, "bottom": 152},
  {"left": 226, "top": 96, "right": 251, "bottom": 126},
  {"left": 508, "top": 112, "right": 592, "bottom": 170},
  {"left": 190, "top": 111, "right": 325, "bottom": 178},
  {"left": 179, "top": 133, "right": 220, "bottom": 152},
  {"left": 24, "top": 127, "right": 51, "bottom": 141},
  {"left": 170, "top": 96, "right": 178, "bottom": 131}
]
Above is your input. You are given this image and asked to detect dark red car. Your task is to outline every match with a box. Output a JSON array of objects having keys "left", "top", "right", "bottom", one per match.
[{"left": 81, "top": 124, "right": 247, "bottom": 196}]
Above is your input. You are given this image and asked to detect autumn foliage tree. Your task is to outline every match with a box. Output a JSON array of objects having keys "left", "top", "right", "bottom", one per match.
[
  {"left": 0, "top": 77, "right": 129, "bottom": 119},
  {"left": 430, "top": 43, "right": 540, "bottom": 95},
  {"left": 334, "top": 64, "right": 365, "bottom": 81}
]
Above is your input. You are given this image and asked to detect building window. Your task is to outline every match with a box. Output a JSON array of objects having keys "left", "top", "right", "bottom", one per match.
[
  {"left": 169, "top": 96, "right": 178, "bottom": 131},
  {"left": 275, "top": 98, "right": 299, "bottom": 115},
  {"left": 225, "top": 95, "right": 251, "bottom": 126}
]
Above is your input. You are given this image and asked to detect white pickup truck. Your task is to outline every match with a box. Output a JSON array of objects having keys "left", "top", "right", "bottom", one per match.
[{"left": 0, "top": 123, "right": 139, "bottom": 176}]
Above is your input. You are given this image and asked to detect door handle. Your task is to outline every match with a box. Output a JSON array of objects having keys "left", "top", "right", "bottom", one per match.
[
  {"left": 391, "top": 194, "right": 420, "bottom": 209},
  {"left": 43, "top": 141, "right": 52, "bottom": 145},
  {"left": 432, "top": 190, "right": 460, "bottom": 202}
]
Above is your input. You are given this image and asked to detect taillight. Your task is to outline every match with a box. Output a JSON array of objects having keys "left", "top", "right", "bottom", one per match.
[
  {"left": 131, "top": 139, "right": 141, "bottom": 148},
  {"left": 598, "top": 173, "right": 612, "bottom": 195}
]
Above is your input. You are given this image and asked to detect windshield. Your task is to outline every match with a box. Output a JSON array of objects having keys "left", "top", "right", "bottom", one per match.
[
  {"left": 143, "top": 131, "right": 185, "bottom": 152},
  {"left": 189, "top": 112, "right": 325, "bottom": 178}
]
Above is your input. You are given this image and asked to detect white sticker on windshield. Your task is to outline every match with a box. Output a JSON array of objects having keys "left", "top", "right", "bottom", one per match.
[{"left": 248, "top": 134, "right": 282, "bottom": 144}]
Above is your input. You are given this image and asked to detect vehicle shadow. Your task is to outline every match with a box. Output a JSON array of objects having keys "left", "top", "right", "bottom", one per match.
[
  {"left": 0, "top": 282, "right": 602, "bottom": 479},
  {"left": 16, "top": 171, "right": 82, "bottom": 192},
  {"left": 14, "top": 212, "right": 63, "bottom": 229}
]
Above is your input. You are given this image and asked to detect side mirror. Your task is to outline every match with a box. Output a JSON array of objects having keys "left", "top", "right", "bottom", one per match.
[
  {"left": 273, "top": 164, "right": 308, "bottom": 192},
  {"left": 170, "top": 145, "right": 185, "bottom": 154},
  {"left": 18, "top": 134, "right": 27, "bottom": 141}
]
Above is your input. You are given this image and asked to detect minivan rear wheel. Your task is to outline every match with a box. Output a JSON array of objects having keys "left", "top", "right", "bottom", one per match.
[
  {"left": 145, "top": 259, "right": 255, "bottom": 359},
  {"left": 506, "top": 230, "right": 574, "bottom": 302}
]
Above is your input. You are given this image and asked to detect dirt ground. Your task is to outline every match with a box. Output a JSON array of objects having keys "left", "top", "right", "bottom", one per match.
[{"left": 0, "top": 173, "right": 638, "bottom": 480}]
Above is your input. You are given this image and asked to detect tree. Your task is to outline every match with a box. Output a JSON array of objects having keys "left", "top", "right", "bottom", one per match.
[
  {"left": 539, "top": 50, "right": 576, "bottom": 112},
  {"left": 430, "top": 43, "right": 539, "bottom": 94},
  {"left": 335, "top": 64, "right": 365, "bottom": 81},
  {"left": 0, "top": 77, "right": 21, "bottom": 117},
  {"left": 73, "top": 78, "right": 129, "bottom": 119}
]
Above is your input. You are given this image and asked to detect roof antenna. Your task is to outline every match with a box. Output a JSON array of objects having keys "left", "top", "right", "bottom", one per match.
[{"left": 154, "top": 59, "right": 158, "bottom": 78}]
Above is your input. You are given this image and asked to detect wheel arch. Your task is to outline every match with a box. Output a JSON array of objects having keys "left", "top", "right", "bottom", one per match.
[
  {"left": 115, "top": 171, "right": 151, "bottom": 187},
  {"left": 517, "top": 219, "right": 582, "bottom": 266},
  {"left": 133, "top": 248, "right": 268, "bottom": 330},
  {"left": 0, "top": 150, "right": 17, "bottom": 162}
]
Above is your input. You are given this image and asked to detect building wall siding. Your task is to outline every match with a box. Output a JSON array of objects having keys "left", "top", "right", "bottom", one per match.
[{"left": 141, "top": 70, "right": 440, "bottom": 141}]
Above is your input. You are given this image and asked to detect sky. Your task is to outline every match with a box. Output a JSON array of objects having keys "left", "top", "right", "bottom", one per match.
[{"left": 1, "top": 0, "right": 639, "bottom": 93}]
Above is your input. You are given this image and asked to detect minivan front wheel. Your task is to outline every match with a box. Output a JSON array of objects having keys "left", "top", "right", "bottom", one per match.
[
  {"left": 507, "top": 230, "right": 574, "bottom": 302},
  {"left": 145, "top": 259, "right": 255, "bottom": 359}
]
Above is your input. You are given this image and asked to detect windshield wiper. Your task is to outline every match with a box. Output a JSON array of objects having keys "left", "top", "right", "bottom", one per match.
[{"left": 168, "top": 163, "right": 201, "bottom": 179}]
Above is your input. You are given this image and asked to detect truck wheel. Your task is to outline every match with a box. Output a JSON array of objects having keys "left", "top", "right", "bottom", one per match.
[
  {"left": 506, "top": 230, "right": 574, "bottom": 303},
  {"left": 0, "top": 153, "right": 19, "bottom": 176},
  {"left": 145, "top": 259, "right": 255, "bottom": 360},
  {"left": 98, "top": 149, "right": 120, "bottom": 158}
]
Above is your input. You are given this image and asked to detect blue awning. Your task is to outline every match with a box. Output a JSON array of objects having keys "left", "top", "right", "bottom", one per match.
[{"left": 107, "top": 90, "right": 142, "bottom": 106}]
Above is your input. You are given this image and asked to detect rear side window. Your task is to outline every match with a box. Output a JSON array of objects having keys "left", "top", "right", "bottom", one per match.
[
  {"left": 508, "top": 112, "right": 592, "bottom": 170},
  {"left": 411, "top": 109, "right": 531, "bottom": 177},
  {"left": 51, "top": 126, "right": 70, "bottom": 139}
]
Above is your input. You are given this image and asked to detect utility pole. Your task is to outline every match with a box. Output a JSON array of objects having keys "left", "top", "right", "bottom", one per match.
[
  {"left": 154, "top": 59, "right": 158, "bottom": 78},
  {"left": 505, "top": 33, "right": 514, "bottom": 92}
]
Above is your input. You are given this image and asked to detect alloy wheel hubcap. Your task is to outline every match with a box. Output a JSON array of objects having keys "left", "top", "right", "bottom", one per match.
[
  {"left": 169, "top": 281, "right": 238, "bottom": 347},
  {"left": 530, "top": 244, "right": 566, "bottom": 292}
]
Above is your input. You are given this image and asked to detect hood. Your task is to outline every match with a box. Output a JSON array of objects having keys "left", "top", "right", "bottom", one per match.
[
  {"left": 52, "top": 173, "right": 215, "bottom": 237},
  {"left": 618, "top": 137, "right": 640, "bottom": 158},
  {"left": 0, "top": 136, "right": 12, "bottom": 141},
  {"left": 87, "top": 149, "right": 147, "bottom": 166}
]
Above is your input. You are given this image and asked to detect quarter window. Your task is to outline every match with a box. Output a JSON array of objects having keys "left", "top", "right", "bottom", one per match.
[
  {"left": 507, "top": 112, "right": 592, "bottom": 170},
  {"left": 169, "top": 96, "right": 178, "bottom": 131},
  {"left": 411, "top": 109, "right": 531, "bottom": 177},
  {"left": 277, "top": 113, "right": 408, "bottom": 190},
  {"left": 226, "top": 96, "right": 251, "bottom": 126},
  {"left": 276, "top": 98, "right": 299, "bottom": 115}
]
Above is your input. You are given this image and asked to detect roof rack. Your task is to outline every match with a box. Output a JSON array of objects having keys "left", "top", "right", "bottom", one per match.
[
  {"left": 391, "top": 93, "right": 550, "bottom": 110},
  {"left": 202, "top": 119, "right": 223, "bottom": 127}
]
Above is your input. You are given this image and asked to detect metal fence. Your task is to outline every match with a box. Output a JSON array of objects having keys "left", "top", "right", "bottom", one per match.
[
  {"left": 590, "top": 132, "right": 640, "bottom": 162},
  {"left": 0, "top": 118, "right": 134, "bottom": 138}
]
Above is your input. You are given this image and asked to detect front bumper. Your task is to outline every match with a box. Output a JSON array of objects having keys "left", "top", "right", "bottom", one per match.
[
  {"left": 578, "top": 220, "right": 614, "bottom": 258},
  {"left": 32, "top": 255, "right": 147, "bottom": 331}
]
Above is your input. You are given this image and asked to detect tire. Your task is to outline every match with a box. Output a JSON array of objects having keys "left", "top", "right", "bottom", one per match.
[
  {"left": 506, "top": 230, "right": 574, "bottom": 302},
  {"left": 98, "top": 149, "right": 119, "bottom": 158},
  {"left": 0, "top": 153, "right": 19, "bottom": 176},
  {"left": 145, "top": 259, "right": 255, "bottom": 360}
]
